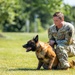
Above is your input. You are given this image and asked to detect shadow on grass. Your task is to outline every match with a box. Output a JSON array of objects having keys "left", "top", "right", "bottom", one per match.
[{"left": 8, "top": 68, "right": 45, "bottom": 71}]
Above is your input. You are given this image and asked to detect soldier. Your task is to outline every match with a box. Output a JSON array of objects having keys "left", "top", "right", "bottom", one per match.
[{"left": 48, "top": 12, "right": 75, "bottom": 69}]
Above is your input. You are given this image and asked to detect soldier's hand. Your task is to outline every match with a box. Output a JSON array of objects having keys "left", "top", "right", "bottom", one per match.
[{"left": 49, "top": 40, "right": 55, "bottom": 46}]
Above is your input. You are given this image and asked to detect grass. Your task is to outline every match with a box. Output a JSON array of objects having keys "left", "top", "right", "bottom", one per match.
[{"left": 0, "top": 32, "right": 75, "bottom": 75}]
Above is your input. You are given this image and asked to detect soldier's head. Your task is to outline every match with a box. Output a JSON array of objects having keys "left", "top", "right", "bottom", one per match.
[{"left": 53, "top": 12, "right": 64, "bottom": 27}]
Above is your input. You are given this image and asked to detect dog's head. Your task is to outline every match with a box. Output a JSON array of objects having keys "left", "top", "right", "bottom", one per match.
[{"left": 23, "top": 35, "right": 38, "bottom": 52}]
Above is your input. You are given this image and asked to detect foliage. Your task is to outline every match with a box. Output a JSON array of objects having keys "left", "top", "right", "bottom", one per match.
[
  {"left": 70, "top": 6, "right": 75, "bottom": 25},
  {"left": 0, "top": 0, "right": 21, "bottom": 30},
  {"left": 0, "top": 0, "right": 75, "bottom": 32},
  {"left": 63, "top": 4, "right": 75, "bottom": 26}
]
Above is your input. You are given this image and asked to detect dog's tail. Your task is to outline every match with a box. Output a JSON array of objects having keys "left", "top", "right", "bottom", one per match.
[{"left": 69, "top": 60, "right": 75, "bottom": 68}]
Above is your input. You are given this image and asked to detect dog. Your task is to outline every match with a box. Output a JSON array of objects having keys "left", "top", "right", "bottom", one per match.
[{"left": 23, "top": 35, "right": 75, "bottom": 70}]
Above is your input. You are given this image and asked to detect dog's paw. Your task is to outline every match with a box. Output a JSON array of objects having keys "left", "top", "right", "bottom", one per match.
[{"left": 48, "top": 67, "right": 52, "bottom": 70}]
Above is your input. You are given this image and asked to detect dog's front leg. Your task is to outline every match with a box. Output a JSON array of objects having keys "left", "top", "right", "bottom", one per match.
[
  {"left": 48, "top": 57, "right": 55, "bottom": 70},
  {"left": 37, "top": 61, "right": 43, "bottom": 70}
]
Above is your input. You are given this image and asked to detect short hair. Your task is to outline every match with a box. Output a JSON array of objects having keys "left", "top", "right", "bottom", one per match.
[{"left": 53, "top": 12, "right": 64, "bottom": 20}]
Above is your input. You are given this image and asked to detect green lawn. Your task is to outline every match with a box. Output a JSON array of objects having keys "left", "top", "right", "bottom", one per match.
[{"left": 0, "top": 32, "right": 75, "bottom": 75}]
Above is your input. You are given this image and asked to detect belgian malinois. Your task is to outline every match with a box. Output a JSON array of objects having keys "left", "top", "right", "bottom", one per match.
[{"left": 23, "top": 35, "right": 75, "bottom": 70}]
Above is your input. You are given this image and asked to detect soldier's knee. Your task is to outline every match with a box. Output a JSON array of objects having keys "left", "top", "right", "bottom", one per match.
[{"left": 56, "top": 45, "right": 67, "bottom": 55}]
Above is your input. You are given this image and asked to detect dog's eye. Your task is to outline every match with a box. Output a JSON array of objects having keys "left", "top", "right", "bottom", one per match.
[
  {"left": 27, "top": 40, "right": 35, "bottom": 46},
  {"left": 31, "top": 42, "right": 35, "bottom": 45},
  {"left": 30, "top": 42, "right": 35, "bottom": 46},
  {"left": 27, "top": 42, "right": 33, "bottom": 45}
]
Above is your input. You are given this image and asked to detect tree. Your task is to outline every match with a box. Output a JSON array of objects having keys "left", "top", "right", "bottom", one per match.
[
  {"left": 0, "top": 0, "right": 21, "bottom": 30},
  {"left": 1, "top": 0, "right": 74, "bottom": 32},
  {"left": 70, "top": 6, "right": 75, "bottom": 25}
]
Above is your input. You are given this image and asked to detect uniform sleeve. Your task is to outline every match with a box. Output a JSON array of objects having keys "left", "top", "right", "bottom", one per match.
[
  {"left": 48, "top": 28, "right": 56, "bottom": 42},
  {"left": 48, "top": 27, "right": 56, "bottom": 41},
  {"left": 48, "top": 28, "right": 52, "bottom": 40},
  {"left": 56, "top": 24, "right": 75, "bottom": 45}
]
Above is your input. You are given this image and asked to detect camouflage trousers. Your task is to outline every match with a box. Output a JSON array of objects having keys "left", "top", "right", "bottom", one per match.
[{"left": 55, "top": 44, "right": 75, "bottom": 69}]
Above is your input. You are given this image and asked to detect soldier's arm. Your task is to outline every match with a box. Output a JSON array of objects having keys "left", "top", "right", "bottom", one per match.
[{"left": 48, "top": 28, "right": 56, "bottom": 47}]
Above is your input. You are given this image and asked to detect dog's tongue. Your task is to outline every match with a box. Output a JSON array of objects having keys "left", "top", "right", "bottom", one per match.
[{"left": 26, "top": 47, "right": 31, "bottom": 52}]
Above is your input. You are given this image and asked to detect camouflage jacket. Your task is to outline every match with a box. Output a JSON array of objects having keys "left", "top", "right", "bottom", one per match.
[{"left": 48, "top": 22, "right": 75, "bottom": 45}]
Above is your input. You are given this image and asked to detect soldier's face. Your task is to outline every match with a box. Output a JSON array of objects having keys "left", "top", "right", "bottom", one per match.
[{"left": 53, "top": 17, "right": 63, "bottom": 26}]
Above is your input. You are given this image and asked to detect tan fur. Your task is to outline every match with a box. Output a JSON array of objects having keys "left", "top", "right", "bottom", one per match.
[{"left": 35, "top": 41, "right": 58, "bottom": 69}]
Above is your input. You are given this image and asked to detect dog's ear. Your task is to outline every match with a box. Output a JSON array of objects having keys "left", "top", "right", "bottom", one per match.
[{"left": 33, "top": 35, "right": 38, "bottom": 43}]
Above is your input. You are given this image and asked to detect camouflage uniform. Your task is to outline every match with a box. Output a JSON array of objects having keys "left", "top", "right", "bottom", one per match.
[{"left": 48, "top": 21, "right": 75, "bottom": 69}]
